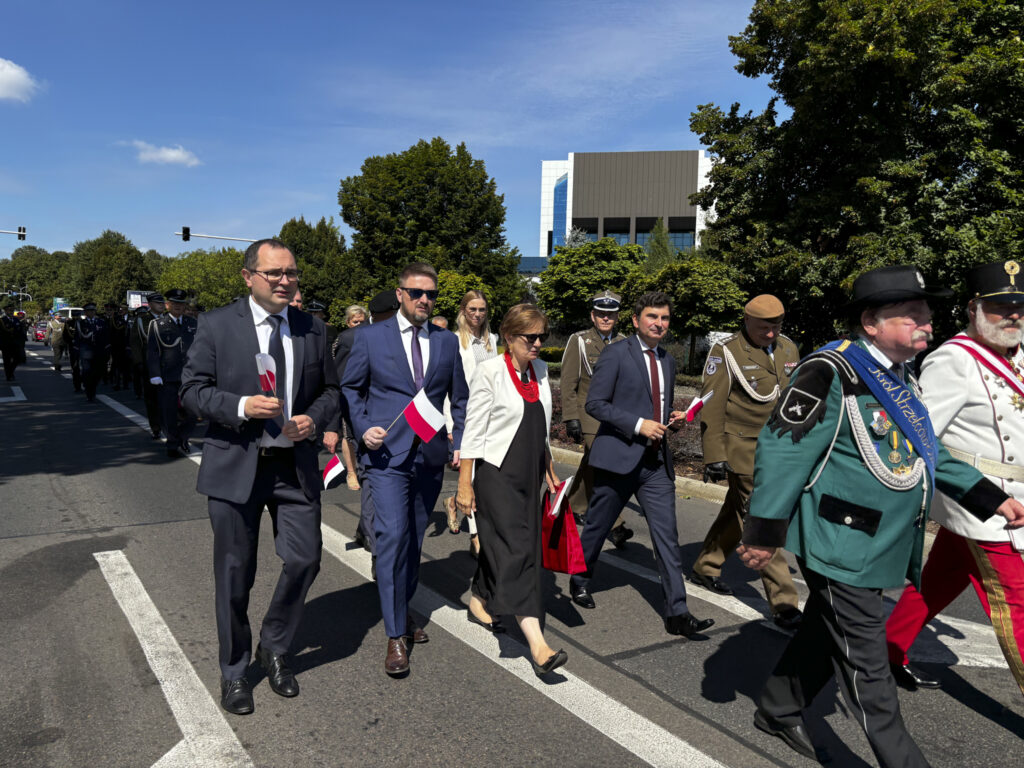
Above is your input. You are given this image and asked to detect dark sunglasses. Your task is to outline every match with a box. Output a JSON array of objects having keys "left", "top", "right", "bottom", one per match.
[
  {"left": 517, "top": 333, "right": 549, "bottom": 345},
  {"left": 400, "top": 287, "right": 439, "bottom": 301}
]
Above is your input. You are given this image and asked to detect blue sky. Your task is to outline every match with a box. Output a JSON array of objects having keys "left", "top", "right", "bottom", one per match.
[{"left": 1, "top": 0, "right": 775, "bottom": 264}]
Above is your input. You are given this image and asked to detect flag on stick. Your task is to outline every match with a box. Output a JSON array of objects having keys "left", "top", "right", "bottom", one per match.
[
  {"left": 684, "top": 390, "right": 714, "bottom": 422},
  {"left": 255, "top": 353, "right": 277, "bottom": 395},
  {"left": 322, "top": 453, "right": 346, "bottom": 489},
  {"left": 547, "top": 477, "right": 574, "bottom": 517},
  {"left": 401, "top": 389, "right": 445, "bottom": 442}
]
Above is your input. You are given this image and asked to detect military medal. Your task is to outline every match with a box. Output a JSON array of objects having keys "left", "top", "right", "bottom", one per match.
[
  {"left": 887, "top": 432, "right": 902, "bottom": 465},
  {"left": 870, "top": 410, "right": 890, "bottom": 437}
]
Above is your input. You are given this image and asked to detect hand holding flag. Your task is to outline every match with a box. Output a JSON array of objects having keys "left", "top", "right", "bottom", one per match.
[
  {"left": 255, "top": 353, "right": 277, "bottom": 396},
  {"left": 684, "top": 390, "right": 714, "bottom": 422}
]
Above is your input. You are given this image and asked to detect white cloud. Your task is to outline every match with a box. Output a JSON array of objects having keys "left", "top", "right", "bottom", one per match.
[
  {"left": 0, "top": 58, "right": 41, "bottom": 102},
  {"left": 130, "top": 140, "right": 201, "bottom": 167}
]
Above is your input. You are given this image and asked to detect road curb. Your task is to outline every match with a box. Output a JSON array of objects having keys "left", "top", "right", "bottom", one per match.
[{"left": 550, "top": 445, "right": 728, "bottom": 503}]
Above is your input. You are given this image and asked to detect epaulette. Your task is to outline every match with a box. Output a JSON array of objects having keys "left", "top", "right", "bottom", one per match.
[{"left": 766, "top": 352, "right": 850, "bottom": 443}]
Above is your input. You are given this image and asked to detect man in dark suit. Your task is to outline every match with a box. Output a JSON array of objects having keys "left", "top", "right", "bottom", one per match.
[
  {"left": 569, "top": 291, "right": 715, "bottom": 638},
  {"left": 180, "top": 239, "right": 339, "bottom": 715},
  {"left": 342, "top": 263, "right": 468, "bottom": 676},
  {"left": 147, "top": 289, "right": 197, "bottom": 457},
  {"left": 73, "top": 302, "right": 110, "bottom": 402}
]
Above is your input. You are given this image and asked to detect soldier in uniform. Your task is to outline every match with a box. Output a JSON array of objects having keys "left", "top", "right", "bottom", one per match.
[
  {"left": 73, "top": 302, "right": 110, "bottom": 402},
  {"left": 131, "top": 294, "right": 164, "bottom": 435},
  {"left": 106, "top": 302, "right": 131, "bottom": 390},
  {"left": 560, "top": 290, "right": 633, "bottom": 547},
  {"left": 691, "top": 294, "right": 803, "bottom": 630},
  {"left": 0, "top": 303, "right": 22, "bottom": 381},
  {"left": 46, "top": 314, "right": 66, "bottom": 372},
  {"left": 739, "top": 265, "right": 1024, "bottom": 767},
  {"left": 147, "top": 288, "right": 197, "bottom": 457}
]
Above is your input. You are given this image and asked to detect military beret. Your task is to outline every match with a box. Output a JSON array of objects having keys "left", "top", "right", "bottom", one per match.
[
  {"left": 306, "top": 300, "right": 327, "bottom": 313},
  {"left": 369, "top": 290, "right": 400, "bottom": 314},
  {"left": 165, "top": 288, "right": 188, "bottom": 303},
  {"left": 147, "top": 292, "right": 165, "bottom": 303},
  {"left": 592, "top": 290, "right": 622, "bottom": 311},
  {"left": 744, "top": 294, "right": 785, "bottom": 319}
]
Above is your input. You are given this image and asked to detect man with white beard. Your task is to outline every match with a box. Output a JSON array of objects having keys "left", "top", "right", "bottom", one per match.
[{"left": 886, "top": 259, "right": 1024, "bottom": 697}]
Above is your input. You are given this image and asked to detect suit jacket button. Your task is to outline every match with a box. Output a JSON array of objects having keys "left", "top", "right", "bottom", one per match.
[{"left": 843, "top": 515, "right": 853, "bottom": 525}]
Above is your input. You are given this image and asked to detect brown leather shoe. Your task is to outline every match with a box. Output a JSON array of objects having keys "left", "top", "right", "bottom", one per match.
[
  {"left": 404, "top": 617, "right": 429, "bottom": 644},
  {"left": 384, "top": 638, "right": 409, "bottom": 676}
]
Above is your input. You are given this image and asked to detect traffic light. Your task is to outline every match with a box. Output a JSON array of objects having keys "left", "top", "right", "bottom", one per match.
[
  {"left": 17, "top": 226, "right": 25, "bottom": 241},
  {"left": 182, "top": 226, "right": 190, "bottom": 242}
]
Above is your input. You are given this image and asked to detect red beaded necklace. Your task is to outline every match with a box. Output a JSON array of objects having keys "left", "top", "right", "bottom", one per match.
[{"left": 504, "top": 351, "right": 539, "bottom": 402}]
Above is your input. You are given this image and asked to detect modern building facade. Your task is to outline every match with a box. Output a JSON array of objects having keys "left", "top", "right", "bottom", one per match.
[{"left": 538, "top": 150, "right": 713, "bottom": 258}]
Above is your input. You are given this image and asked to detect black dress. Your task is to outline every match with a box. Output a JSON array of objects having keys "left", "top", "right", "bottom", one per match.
[{"left": 471, "top": 398, "right": 546, "bottom": 618}]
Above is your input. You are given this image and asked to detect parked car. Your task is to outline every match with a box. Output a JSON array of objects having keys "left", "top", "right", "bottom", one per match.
[{"left": 34, "top": 323, "right": 48, "bottom": 342}]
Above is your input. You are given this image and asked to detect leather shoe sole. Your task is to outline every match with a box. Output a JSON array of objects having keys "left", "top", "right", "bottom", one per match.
[
  {"left": 688, "top": 570, "right": 734, "bottom": 596},
  {"left": 220, "top": 677, "right": 254, "bottom": 715},
  {"left": 753, "top": 709, "right": 819, "bottom": 762},
  {"left": 890, "top": 662, "right": 941, "bottom": 690}
]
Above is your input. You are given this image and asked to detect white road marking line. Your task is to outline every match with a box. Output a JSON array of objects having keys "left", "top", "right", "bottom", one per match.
[
  {"left": 96, "top": 395, "right": 1011, "bottom": 671},
  {"left": 93, "top": 550, "right": 253, "bottom": 768},
  {"left": 319, "top": 525, "right": 725, "bottom": 768},
  {"left": 0, "top": 385, "right": 26, "bottom": 402}
]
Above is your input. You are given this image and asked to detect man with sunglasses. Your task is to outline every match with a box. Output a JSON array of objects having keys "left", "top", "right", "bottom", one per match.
[
  {"left": 342, "top": 262, "right": 469, "bottom": 677},
  {"left": 560, "top": 290, "right": 632, "bottom": 546},
  {"left": 570, "top": 291, "right": 716, "bottom": 639},
  {"left": 181, "top": 239, "right": 340, "bottom": 715}
]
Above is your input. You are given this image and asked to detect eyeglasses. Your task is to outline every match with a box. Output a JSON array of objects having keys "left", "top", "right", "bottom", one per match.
[
  {"left": 400, "top": 287, "right": 439, "bottom": 301},
  {"left": 517, "top": 333, "right": 549, "bottom": 345},
  {"left": 252, "top": 269, "right": 301, "bottom": 283}
]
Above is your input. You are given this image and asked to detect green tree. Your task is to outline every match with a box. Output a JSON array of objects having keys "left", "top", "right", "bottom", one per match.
[
  {"left": 142, "top": 249, "right": 169, "bottom": 287},
  {"left": 690, "top": 0, "right": 1024, "bottom": 346},
  {"left": 536, "top": 239, "right": 646, "bottom": 331},
  {"left": 641, "top": 218, "right": 678, "bottom": 274},
  {"left": 159, "top": 248, "right": 247, "bottom": 309},
  {"left": 434, "top": 270, "right": 488, "bottom": 323},
  {"left": 277, "top": 216, "right": 367, "bottom": 308},
  {"left": 72, "top": 230, "right": 151, "bottom": 306},
  {"left": 338, "top": 137, "right": 516, "bottom": 298},
  {"left": 624, "top": 255, "right": 748, "bottom": 372}
]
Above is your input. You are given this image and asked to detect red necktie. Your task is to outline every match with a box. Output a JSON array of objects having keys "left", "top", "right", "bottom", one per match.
[{"left": 646, "top": 349, "right": 661, "bottom": 450}]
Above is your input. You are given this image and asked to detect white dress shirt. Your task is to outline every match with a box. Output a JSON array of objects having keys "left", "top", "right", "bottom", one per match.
[
  {"left": 634, "top": 336, "right": 666, "bottom": 435},
  {"left": 396, "top": 311, "right": 430, "bottom": 385},
  {"left": 238, "top": 296, "right": 295, "bottom": 447}
]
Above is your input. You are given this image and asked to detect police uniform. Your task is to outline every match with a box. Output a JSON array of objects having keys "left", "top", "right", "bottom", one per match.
[
  {"left": 132, "top": 294, "right": 163, "bottom": 436},
  {"left": 560, "top": 290, "right": 629, "bottom": 539},
  {"left": 692, "top": 295, "right": 801, "bottom": 622},
  {"left": 147, "top": 289, "right": 197, "bottom": 456},
  {"left": 744, "top": 266, "right": 1015, "bottom": 768},
  {"left": 0, "top": 307, "right": 21, "bottom": 381},
  {"left": 73, "top": 304, "right": 111, "bottom": 401},
  {"left": 107, "top": 303, "right": 132, "bottom": 390},
  {"left": 886, "top": 260, "right": 1024, "bottom": 696}
]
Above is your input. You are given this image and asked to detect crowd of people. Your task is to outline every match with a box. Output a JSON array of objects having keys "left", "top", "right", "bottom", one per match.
[{"left": 7, "top": 241, "right": 1024, "bottom": 768}]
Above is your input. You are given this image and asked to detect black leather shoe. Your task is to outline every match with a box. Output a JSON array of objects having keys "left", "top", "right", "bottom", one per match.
[
  {"left": 754, "top": 708, "right": 819, "bottom": 761},
  {"left": 688, "top": 570, "right": 734, "bottom": 595},
  {"left": 890, "top": 662, "right": 941, "bottom": 690},
  {"left": 467, "top": 610, "right": 506, "bottom": 633},
  {"left": 570, "top": 581, "right": 595, "bottom": 609},
  {"left": 607, "top": 524, "right": 634, "bottom": 550},
  {"left": 530, "top": 649, "right": 568, "bottom": 677},
  {"left": 220, "top": 677, "right": 254, "bottom": 715},
  {"left": 664, "top": 613, "right": 715, "bottom": 637},
  {"left": 353, "top": 527, "right": 371, "bottom": 552},
  {"left": 573, "top": 512, "right": 587, "bottom": 526},
  {"left": 257, "top": 643, "right": 299, "bottom": 697},
  {"left": 772, "top": 607, "right": 803, "bottom": 631}
]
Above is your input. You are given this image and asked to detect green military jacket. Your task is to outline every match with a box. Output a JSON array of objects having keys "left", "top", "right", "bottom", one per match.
[
  {"left": 700, "top": 330, "right": 800, "bottom": 475},
  {"left": 560, "top": 327, "right": 626, "bottom": 435},
  {"left": 746, "top": 340, "right": 1006, "bottom": 589}
]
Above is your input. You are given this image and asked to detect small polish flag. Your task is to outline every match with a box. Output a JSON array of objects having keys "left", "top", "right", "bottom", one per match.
[
  {"left": 684, "top": 390, "right": 714, "bottom": 422},
  {"left": 255, "top": 353, "right": 277, "bottom": 395},
  {"left": 548, "top": 477, "right": 574, "bottom": 517},
  {"left": 322, "top": 453, "right": 346, "bottom": 489},
  {"left": 402, "top": 389, "right": 445, "bottom": 442}
]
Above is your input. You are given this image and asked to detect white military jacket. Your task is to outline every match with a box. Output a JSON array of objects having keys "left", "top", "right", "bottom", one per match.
[{"left": 920, "top": 335, "right": 1024, "bottom": 542}]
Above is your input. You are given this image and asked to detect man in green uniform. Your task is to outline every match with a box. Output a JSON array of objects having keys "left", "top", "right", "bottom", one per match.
[
  {"left": 691, "top": 294, "right": 802, "bottom": 630},
  {"left": 46, "top": 314, "right": 66, "bottom": 372},
  {"left": 560, "top": 290, "right": 632, "bottom": 547},
  {"left": 739, "top": 265, "right": 1024, "bottom": 767}
]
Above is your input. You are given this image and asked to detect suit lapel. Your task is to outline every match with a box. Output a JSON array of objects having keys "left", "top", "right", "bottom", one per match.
[
  {"left": 236, "top": 300, "right": 262, "bottom": 388},
  {"left": 628, "top": 335, "right": 653, "bottom": 398},
  {"left": 383, "top": 316, "right": 416, "bottom": 391},
  {"left": 422, "top": 324, "right": 445, "bottom": 388}
]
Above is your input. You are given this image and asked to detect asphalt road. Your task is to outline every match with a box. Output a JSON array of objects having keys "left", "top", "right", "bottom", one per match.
[{"left": 1, "top": 341, "right": 1021, "bottom": 768}]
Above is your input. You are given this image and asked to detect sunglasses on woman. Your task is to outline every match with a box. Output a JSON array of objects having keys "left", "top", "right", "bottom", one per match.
[{"left": 517, "top": 333, "right": 549, "bottom": 345}]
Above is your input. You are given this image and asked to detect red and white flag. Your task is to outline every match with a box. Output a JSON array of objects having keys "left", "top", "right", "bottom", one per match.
[
  {"left": 547, "top": 477, "right": 574, "bottom": 517},
  {"left": 402, "top": 389, "right": 445, "bottom": 442},
  {"left": 684, "top": 390, "right": 714, "bottom": 422},
  {"left": 255, "top": 353, "right": 277, "bottom": 395},
  {"left": 322, "top": 453, "right": 346, "bottom": 489}
]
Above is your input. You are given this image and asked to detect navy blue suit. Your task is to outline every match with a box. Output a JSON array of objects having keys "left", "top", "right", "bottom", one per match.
[
  {"left": 572, "top": 335, "right": 690, "bottom": 618},
  {"left": 341, "top": 315, "right": 468, "bottom": 637}
]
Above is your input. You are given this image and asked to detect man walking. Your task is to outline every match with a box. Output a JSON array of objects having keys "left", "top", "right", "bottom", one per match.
[{"left": 147, "top": 289, "right": 197, "bottom": 458}]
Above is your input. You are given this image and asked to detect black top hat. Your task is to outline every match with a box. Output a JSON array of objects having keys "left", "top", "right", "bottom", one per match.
[
  {"left": 147, "top": 292, "right": 165, "bottom": 303},
  {"left": 847, "top": 265, "right": 952, "bottom": 309},
  {"left": 165, "top": 288, "right": 188, "bottom": 303},
  {"left": 369, "top": 290, "right": 400, "bottom": 314},
  {"left": 967, "top": 260, "right": 1024, "bottom": 304}
]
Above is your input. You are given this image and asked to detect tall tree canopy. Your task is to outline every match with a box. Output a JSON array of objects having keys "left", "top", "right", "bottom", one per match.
[
  {"left": 691, "top": 0, "right": 1024, "bottom": 345},
  {"left": 158, "top": 248, "right": 247, "bottom": 309},
  {"left": 277, "top": 216, "right": 364, "bottom": 310}
]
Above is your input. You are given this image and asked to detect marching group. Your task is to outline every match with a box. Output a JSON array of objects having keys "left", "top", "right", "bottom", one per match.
[{"left": 6, "top": 240, "right": 1024, "bottom": 768}]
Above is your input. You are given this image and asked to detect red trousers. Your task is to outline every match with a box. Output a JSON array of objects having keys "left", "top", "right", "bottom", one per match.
[{"left": 886, "top": 526, "right": 1024, "bottom": 696}]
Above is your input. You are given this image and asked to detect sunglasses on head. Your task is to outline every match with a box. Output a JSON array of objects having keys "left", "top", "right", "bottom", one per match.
[
  {"left": 400, "top": 287, "right": 439, "bottom": 301},
  {"left": 518, "top": 333, "right": 549, "bottom": 345}
]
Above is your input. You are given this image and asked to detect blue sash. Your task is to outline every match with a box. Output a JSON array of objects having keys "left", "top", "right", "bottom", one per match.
[{"left": 821, "top": 339, "right": 938, "bottom": 484}]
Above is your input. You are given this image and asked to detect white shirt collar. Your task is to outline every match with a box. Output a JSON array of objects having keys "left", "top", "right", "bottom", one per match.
[
  {"left": 396, "top": 311, "right": 425, "bottom": 334},
  {"left": 249, "top": 296, "right": 288, "bottom": 327},
  {"left": 636, "top": 335, "right": 658, "bottom": 354},
  {"left": 862, "top": 339, "right": 901, "bottom": 368}
]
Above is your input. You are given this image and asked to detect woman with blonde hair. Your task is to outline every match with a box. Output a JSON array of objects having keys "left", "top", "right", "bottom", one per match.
[
  {"left": 456, "top": 303, "right": 566, "bottom": 676},
  {"left": 444, "top": 290, "right": 498, "bottom": 554}
]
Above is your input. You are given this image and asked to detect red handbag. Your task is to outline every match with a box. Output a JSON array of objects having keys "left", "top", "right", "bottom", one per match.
[{"left": 541, "top": 483, "right": 586, "bottom": 574}]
